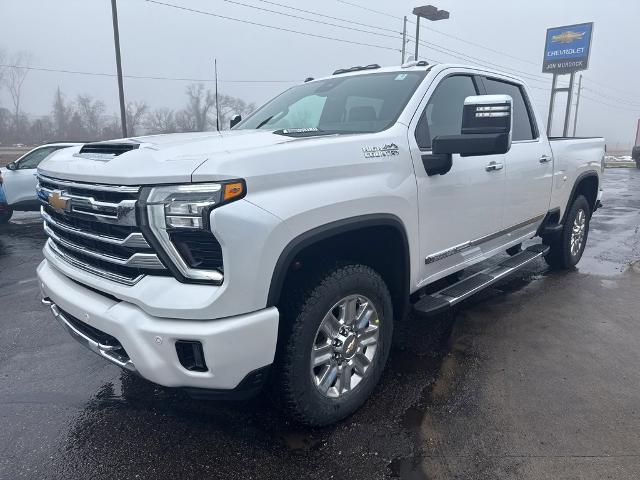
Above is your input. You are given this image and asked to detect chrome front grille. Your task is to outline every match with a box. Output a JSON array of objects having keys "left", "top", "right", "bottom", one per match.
[{"left": 38, "top": 175, "right": 169, "bottom": 285}]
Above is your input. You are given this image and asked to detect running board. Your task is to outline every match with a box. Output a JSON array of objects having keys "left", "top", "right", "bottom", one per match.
[{"left": 413, "top": 244, "right": 549, "bottom": 317}]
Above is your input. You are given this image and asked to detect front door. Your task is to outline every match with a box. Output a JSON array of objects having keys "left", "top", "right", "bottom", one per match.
[{"left": 408, "top": 73, "right": 506, "bottom": 285}]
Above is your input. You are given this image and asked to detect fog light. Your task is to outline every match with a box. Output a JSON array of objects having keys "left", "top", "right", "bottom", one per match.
[{"left": 175, "top": 340, "right": 208, "bottom": 372}]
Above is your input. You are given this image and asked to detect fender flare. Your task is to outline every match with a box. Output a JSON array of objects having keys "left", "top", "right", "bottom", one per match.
[
  {"left": 563, "top": 170, "right": 600, "bottom": 222},
  {"left": 266, "top": 214, "right": 411, "bottom": 310}
]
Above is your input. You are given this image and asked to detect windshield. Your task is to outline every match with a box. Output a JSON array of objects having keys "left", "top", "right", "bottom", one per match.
[{"left": 236, "top": 71, "right": 426, "bottom": 134}]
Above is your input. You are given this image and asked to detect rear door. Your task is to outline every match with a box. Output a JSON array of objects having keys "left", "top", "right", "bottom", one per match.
[
  {"left": 408, "top": 72, "right": 506, "bottom": 284},
  {"left": 480, "top": 77, "right": 553, "bottom": 229}
]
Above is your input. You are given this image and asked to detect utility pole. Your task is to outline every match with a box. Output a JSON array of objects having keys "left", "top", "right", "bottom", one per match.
[
  {"left": 572, "top": 74, "right": 583, "bottom": 137},
  {"left": 414, "top": 16, "right": 421, "bottom": 61},
  {"left": 401, "top": 16, "right": 408, "bottom": 64},
  {"left": 214, "top": 59, "right": 220, "bottom": 132},
  {"left": 110, "top": 0, "right": 127, "bottom": 138}
]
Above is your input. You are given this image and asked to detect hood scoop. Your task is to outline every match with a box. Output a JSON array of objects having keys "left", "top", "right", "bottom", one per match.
[{"left": 75, "top": 142, "right": 141, "bottom": 162}]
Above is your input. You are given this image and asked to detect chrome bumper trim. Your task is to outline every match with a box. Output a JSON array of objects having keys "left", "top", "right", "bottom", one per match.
[{"left": 49, "top": 302, "right": 136, "bottom": 372}]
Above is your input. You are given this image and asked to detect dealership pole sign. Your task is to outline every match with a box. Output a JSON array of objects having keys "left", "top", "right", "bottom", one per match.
[
  {"left": 543, "top": 22, "right": 593, "bottom": 74},
  {"left": 543, "top": 22, "right": 594, "bottom": 137}
]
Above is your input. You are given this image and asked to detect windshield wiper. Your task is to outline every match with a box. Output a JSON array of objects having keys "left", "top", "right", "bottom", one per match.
[
  {"left": 255, "top": 115, "right": 275, "bottom": 129},
  {"left": 273, "top": 128, "right": 367, "bottom": 138}
]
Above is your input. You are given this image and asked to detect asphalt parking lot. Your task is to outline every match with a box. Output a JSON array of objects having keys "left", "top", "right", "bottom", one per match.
[{"left": 1, "top": 168, "right": 639, "bottom": 480}]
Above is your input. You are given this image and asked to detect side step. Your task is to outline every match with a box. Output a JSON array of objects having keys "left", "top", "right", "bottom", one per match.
[{"left": 413, "top": 244, "right": 549, "bottom": 317}]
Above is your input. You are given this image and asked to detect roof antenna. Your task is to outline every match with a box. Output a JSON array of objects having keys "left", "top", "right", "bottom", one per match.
[{"left": 214, "top": 58, "right": 220, "bottom": 132}]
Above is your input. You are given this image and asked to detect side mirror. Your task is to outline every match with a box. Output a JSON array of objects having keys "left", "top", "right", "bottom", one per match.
[
  {"left": 433, "top": 95, "right": 513, "bottom": 157},
  {"left": 5, "top": 162, "right": 17, "bottom": 171},
  {"left": 230, "top": 114, "right": 242, "bottom": 129}
]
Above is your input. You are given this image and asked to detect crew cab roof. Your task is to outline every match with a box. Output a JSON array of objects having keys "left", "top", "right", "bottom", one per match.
[{"left": 308, "top": 63, "right": 528, "bottom": 87}]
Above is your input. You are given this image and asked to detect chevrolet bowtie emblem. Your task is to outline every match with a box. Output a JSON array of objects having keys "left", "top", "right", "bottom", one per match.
[{"left": 49, "top": 190, "right": 70, "bottom": 212}]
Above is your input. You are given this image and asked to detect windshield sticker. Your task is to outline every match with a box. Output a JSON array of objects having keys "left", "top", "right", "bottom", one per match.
[
  {"left": 281, "top": 128, "right": 319, "bottom": 134},
  {"left": 394, "top": 74, "right": 408, "bottom": 80},
  {"left": 363, "top": 143, "right": 400, "bottom": 158}
]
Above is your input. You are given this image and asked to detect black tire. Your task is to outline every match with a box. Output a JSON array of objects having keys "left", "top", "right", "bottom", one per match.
[
  {"left": 0, "top": 207, "right": 13, "bottom": 224},
  {"left": 544, "top": 195, "right": 591, "bottom": 269},
  {"left": 273, "top": 263, "right": 393, "bottom": 426}
]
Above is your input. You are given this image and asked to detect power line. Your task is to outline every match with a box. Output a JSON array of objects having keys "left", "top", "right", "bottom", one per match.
[
  {"left": 414, "top": 39, "right": 551, "bottom": 85},
  {"left": 220, "top": 0, "right": 401, "bottom": 40},
  {"left": 338, "top": 0, "right": 640, "bottom": 107},
  {"left": 582, "top": 77, "right": 640, "bottom": 101},
  {"left": 254, "top": 0, "right": 402, "bottom": 35},
  {"left": 582, "top": 86, "right": 640, "bottom": 107},
  {"left": 143, "top": 0, "right": 400, "bottom": 52},
  {"left": 336, "top": 0, "right": 404, "bottom": 21},
  {"left": 580, "top": 94, "right": 640, "bottom": 113},
  {"left": 0, "top": 64, "right": 299, "bottom": 84},
  {"left": 415, "top": 26, "right": 540, "bottom": 68}
]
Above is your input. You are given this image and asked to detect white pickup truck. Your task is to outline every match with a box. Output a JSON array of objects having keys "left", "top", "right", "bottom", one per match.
[{"left": 37, "top": 62, "right": 604, "bottom": 426}]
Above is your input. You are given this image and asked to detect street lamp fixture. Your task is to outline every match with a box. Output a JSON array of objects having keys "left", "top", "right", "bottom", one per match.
[{"left": 413, "top": 5, "right": 450, "bottom": 61}]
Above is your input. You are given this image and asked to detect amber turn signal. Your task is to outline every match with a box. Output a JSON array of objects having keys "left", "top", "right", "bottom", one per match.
[{"left": 223, "top": 182, "right": 245, "bottom": 202}]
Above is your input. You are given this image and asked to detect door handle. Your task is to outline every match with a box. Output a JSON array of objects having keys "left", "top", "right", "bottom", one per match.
[
  {"left": 539, "top": 155, "right": 552, "bottom": 164},
  {"left": 485, "top": 161, "right": 504, "bottom": 172}
]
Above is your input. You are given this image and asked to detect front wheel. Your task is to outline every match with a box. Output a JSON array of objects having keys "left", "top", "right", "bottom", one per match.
[
  {"left": 544, "top": 195, "right": 591, "bottom": 269},
  {"left": 274, "top": 264, "right": 393, "bottom": 426}
]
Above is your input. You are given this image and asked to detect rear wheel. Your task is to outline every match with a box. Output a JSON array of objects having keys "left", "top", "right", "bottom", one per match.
[
  {"left": 274, "top": 263, "right": 393, "bottom": 426},
  {"left": 0, "top": 207, "right": 13, "bottom": 224},
  {"left": 544, "top": 195, "right": 591, "bottom": 269}
]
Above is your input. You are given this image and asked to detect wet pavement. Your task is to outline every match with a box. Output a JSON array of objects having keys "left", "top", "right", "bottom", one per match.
[{"left": 1, "top": 168, "right": 639, "bottom": 480}]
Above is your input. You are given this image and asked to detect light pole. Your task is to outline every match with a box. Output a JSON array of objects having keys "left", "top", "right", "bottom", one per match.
[
  {"left": 110, "top": 0, "right": 127, "bottom": 138},
  {"left": 413, "top": 5, "right": 450, "bottom": 61}
]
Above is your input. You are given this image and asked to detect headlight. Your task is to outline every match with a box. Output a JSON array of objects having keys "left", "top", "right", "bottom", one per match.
[
  {"left": 147, "top": 181, "right": 245, "bottom": 230},
  {"left": 141, "top": 180, "right": 245, "bottom": 284}
]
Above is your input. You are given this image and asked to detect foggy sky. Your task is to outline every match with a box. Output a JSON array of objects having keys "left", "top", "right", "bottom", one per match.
[{"left": 2, "top": 0, "right": 639, "bottom": 147}]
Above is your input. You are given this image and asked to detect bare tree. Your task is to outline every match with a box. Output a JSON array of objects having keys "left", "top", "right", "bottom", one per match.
[
  {"left": 5, "top": 51, "right": 32, "bottom": 138},
  {"left": 0, "top": 49, "right": 6, "bottom": 94},
  {"left": 76, "top": 94, "right": 106, "bottom": 140},
  {"left": 67, "top": 111, "right": 86, "bottom": 140},
  {"left": 101, "top": 115, "right": 122, "bottom": 140},
  {"left": 125, "top": 101, "right": 149, "bottom": 136},
  {"left": 217, "top": 93, "right": 255, "bottom": 130},
  {"left": 179, "top": 83, "right": 215, "bottom": 131},
  {"left": 30, "top": 116, "right": 55, "bottom": 144},
  {"left": 145, "top": 108, "right": 177, "bottom": 134}
]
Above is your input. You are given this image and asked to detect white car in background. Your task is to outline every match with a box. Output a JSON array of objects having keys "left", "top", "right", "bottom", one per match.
[{"left": 0, "top": 143, "right": 80, "bottom": 223}]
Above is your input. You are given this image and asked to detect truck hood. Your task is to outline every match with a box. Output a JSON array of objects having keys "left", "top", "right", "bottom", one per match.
[{"left": 37, "top": 130, "right": 303, "bottom": 185}]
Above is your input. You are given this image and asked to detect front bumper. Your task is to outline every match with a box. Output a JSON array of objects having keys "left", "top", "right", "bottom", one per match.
[{"left": 38, "top": 259, "right": 279, "bottom": 391}]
